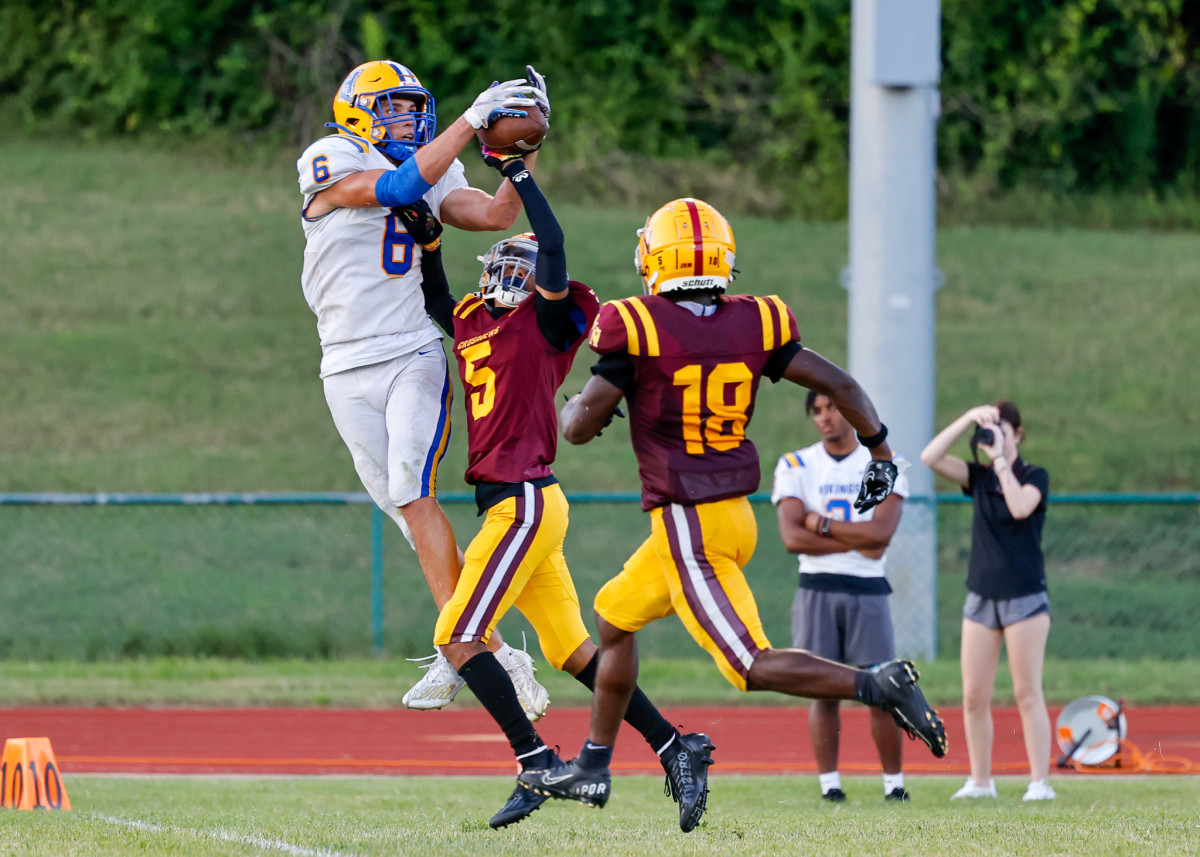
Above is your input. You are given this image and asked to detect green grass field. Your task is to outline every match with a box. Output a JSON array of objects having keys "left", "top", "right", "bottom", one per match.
[
  {"left": 2, "top": 137, "right": 1199, "bottom": 494},
  {"left": 1, "top": 775, "right": 1196, "bottom": 856},
  {"left": 1, "top": 135, "right": 1198, "bottom": 856}
]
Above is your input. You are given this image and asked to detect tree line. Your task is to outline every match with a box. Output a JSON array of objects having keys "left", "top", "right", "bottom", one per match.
[{"left": 3, "top": 0, "right": 1197, "bottom": 218}]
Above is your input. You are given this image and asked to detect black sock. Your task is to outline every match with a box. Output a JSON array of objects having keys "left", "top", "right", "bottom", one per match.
[
  {"left": 855, "top": 669, "right": 882, "bottom": 707},
  {"left": 573, "top": 653, "right": 680, "bottom": 754},
  {"left": 459, "top": 652, "right": 543, "bottom": 761},
  {"left": 577, "top": 740, "right": 613, "bottom": 770}
]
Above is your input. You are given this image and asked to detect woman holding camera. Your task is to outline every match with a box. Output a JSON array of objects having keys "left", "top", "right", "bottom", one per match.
[{"left": 921, "top": 402, "right": 1054, "bottom": 802}]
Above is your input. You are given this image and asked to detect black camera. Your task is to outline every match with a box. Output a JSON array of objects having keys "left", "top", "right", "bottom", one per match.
[{"left": 973, "top": 426, "right": 995, "bottom": 446}]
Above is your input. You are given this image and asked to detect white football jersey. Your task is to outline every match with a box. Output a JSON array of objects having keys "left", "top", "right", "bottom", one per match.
[
  {"left": 771, "top": 443, "right": 910, "bottom": 579},
  {"left": 297, "top": 134, "right": 468, "bottom": 377}
]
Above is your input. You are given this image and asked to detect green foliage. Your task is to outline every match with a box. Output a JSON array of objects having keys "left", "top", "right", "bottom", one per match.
[
  {"left": 3, "top": 1, "right": 1199, "bottom": 217},
  {"left": 940, "top": 0, "right": 1200, "bottom": 196}
]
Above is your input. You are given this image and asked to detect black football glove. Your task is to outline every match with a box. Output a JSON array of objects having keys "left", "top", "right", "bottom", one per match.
[
  {"left": 392, "top": 199, "right": 443, "bottom": 250},
  {"left": 853, "top": 460, "right": 899, "bottom": 513}
]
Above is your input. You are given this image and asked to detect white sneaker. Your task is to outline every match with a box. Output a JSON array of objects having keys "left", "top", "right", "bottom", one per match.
[
  {"left": 495, "top": 641, "right": 550, "bottom": 721},
  {"left": 951, "top": 778, "right": 997, "bottom": 799},
  {"left": 1022, "top": 779, "right": 1056, "bottom": 801},
  {"left": 401, "top": 650, "right": 466, "bottom": 711}
]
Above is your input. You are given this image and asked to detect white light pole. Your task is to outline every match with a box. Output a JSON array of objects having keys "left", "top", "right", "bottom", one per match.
[{"left": 846, "top": 0, "right": 942, "bottom": 658}]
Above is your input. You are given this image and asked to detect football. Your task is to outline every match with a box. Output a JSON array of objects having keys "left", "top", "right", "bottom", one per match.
[{"left": 476, "top": 110, "right": 548, "bottom": 156}]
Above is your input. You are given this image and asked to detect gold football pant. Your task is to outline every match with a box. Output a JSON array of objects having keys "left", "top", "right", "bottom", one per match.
[
  {"left": 433, "top": 481, "right": 589, "bottom": 670},
  {"left": 593, "top": 495, "right": 771, "bottom": 691}
]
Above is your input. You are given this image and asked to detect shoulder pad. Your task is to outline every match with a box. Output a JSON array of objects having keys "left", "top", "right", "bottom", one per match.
[
  {"left": 590, "top": 296, "right": 660, "bottom": 356},
  {"left": 747, "top": 295, "right": 800, "bottom": 351}
]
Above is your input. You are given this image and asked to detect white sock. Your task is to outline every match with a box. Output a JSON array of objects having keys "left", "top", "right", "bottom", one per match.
[
  {"left": 818, "top": 771, "right": 842, "bottom": 794},
  {"left": 883, "top": 773, "right": 905, "bottom": 794},
  {"left": 494, "top": 643, "right": 513, "bottom": 662}
]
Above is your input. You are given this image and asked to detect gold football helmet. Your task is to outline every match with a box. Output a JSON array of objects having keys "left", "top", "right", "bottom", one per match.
[
  {"left": 634, "top": 198, "right": 736, "bottom": 296},
  {"left": 477, "top": 233, "right": 538, "bottom": 308},
  {"left": 331, "top": 61, "right": 436, "bottom": 161}
]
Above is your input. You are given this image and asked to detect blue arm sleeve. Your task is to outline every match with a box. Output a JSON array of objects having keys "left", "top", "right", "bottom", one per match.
[{"left": 374, "top": 158, "right": 434, "bottom": 208}]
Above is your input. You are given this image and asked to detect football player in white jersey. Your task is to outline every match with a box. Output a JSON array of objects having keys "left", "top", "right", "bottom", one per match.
[
  {"left": 296, "top": 60, "right": 551, "bottom": 716},
  {"left": 771, "top": 390, "right": 912, "bottom": 803}
]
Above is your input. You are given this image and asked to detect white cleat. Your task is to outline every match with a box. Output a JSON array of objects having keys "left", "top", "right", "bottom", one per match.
[
  {"left": 1022, "top": 779, "right": 1056, "bottom": 801},
  {"left": 495, "top": 640, "right": 550, "bottom": 721},
  {"left": 951, "top": 778, "right": 997, "bottom": 800},
  {"left": 402, "top": 650, "right": 466, "bottom": 711}
]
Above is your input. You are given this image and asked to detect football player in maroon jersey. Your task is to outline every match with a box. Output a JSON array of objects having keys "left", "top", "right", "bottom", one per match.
[
  {"left": 402, "top": 157, "right": 715, "bottom": 832},
  {"left": 516, "top": 198, "right": 947, "bottom": 812}
]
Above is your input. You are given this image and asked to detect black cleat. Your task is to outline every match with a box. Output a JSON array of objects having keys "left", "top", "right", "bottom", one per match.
[
  {"left": 822, "top": 788, "right": 847, "bottom": 803},
  {"left": 660, "top": 732, "right": 715, "bottom": 832},
  {"left": 885, "top": 787, "right": 911, "bottom": 802},
  {"left": 517, "top": 754, "right": 611, "bottom": 808},
  {"left": 489, "top": 779, "right": 549, "bottom": 829},
  {"left": 868, "top": 659, "right": 949, "bottom": 758}
]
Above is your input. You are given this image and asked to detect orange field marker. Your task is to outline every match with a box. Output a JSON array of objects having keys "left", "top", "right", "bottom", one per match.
[{"left": 1, "top": 737, "right": 71, "bottom": 810}]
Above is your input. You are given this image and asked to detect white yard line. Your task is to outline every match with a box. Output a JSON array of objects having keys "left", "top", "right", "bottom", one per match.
[{"left": 95, "top": 813, "right": 358, "bottom": 857}]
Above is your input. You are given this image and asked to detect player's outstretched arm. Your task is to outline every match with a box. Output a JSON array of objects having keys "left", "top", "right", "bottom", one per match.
[
  {"left": 441, "top": 76, "right": 543, "bottom": 232},
  {"left": 781, "top": 347, "right": 892, "bottom": 462},
  {"left": 561, "top": 376, "right": 625, "bottom": 445},
  {"left": 482, "top": 154, "right": 566, "bottom": 299}
]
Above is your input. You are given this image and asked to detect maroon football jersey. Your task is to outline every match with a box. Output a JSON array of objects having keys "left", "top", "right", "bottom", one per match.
[
  {"left": 453, "top": 281, "right": 600, "bottom": 485},
  {"left": 589, "top": 293, "right": 800, "bottom": 509}
]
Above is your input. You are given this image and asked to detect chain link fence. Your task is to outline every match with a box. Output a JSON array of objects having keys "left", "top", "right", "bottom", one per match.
[{"left": 1, "top": 493, "right": 1196, "bottom": 661}]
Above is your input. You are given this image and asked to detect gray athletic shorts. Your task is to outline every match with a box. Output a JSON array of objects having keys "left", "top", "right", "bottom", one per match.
[
  {"left": 962, "top": 591, "right": 1051, "bottom": 630},
  {"left": 791, "top": 588, "right": 896, "bottom": 668}
]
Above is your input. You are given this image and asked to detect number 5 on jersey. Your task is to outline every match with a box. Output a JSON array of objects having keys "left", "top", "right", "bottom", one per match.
[{"left": 461, "top": 340, "right": 496, "bottom": 419}]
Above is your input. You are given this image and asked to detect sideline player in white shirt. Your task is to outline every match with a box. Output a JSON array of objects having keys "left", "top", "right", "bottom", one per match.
[
  {"left": 296, "top": 60, "right": 549, "bottom": 717},
  {"left": 771, "top": 390, "right": 911, "bottom": 803}
]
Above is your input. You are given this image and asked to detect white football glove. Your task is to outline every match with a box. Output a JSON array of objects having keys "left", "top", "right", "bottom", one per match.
[
  {"left": 462, "top": 78, "right": 536, "bottom": 129},
  {"left": 526, "top": 64, "right": 550, "bottom": 119}
]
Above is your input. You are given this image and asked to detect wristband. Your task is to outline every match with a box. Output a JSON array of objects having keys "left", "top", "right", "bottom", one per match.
[
  {"left": 856, "top": 423, "right": 888, "bottom": 449},
  {"left": 818, "top": 516, "right": 833, "bottom": 538}
]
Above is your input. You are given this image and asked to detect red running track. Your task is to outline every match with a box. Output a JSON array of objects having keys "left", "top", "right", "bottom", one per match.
[{"left": 2, "top": 705, "right": 1197, "bottom": 777}]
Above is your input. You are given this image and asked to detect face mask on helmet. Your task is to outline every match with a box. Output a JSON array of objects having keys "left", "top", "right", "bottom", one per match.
[
  {"left": 634, "top": 198, "right": 737, "bottom": 297},
  {"left": 477, "top": 234, "right": 539, "bottom": 308},
  {"left": 330, "top": 61, "right": 437, "bottom": 162}
]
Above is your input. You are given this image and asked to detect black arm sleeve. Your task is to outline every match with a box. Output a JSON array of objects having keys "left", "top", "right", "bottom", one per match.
[
  {"left": 763, "top": 340, "right": 803, "bottom": 382},
  {"left": 419, "top": 247, "right": 457, "bottom": 335},
  {"left": 590, "top": 352, "right": 636, "bottom": 395},
  {"left": 535, "top": 292, "right": 590, "bottom": 352},
  {"left": 499, "top": 159, "right": 566, "bottom": 293}
]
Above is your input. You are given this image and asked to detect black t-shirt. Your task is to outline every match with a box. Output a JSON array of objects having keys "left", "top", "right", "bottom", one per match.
[{"left": 964, "top": 458, "right": 1049, "bottom": 600}]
